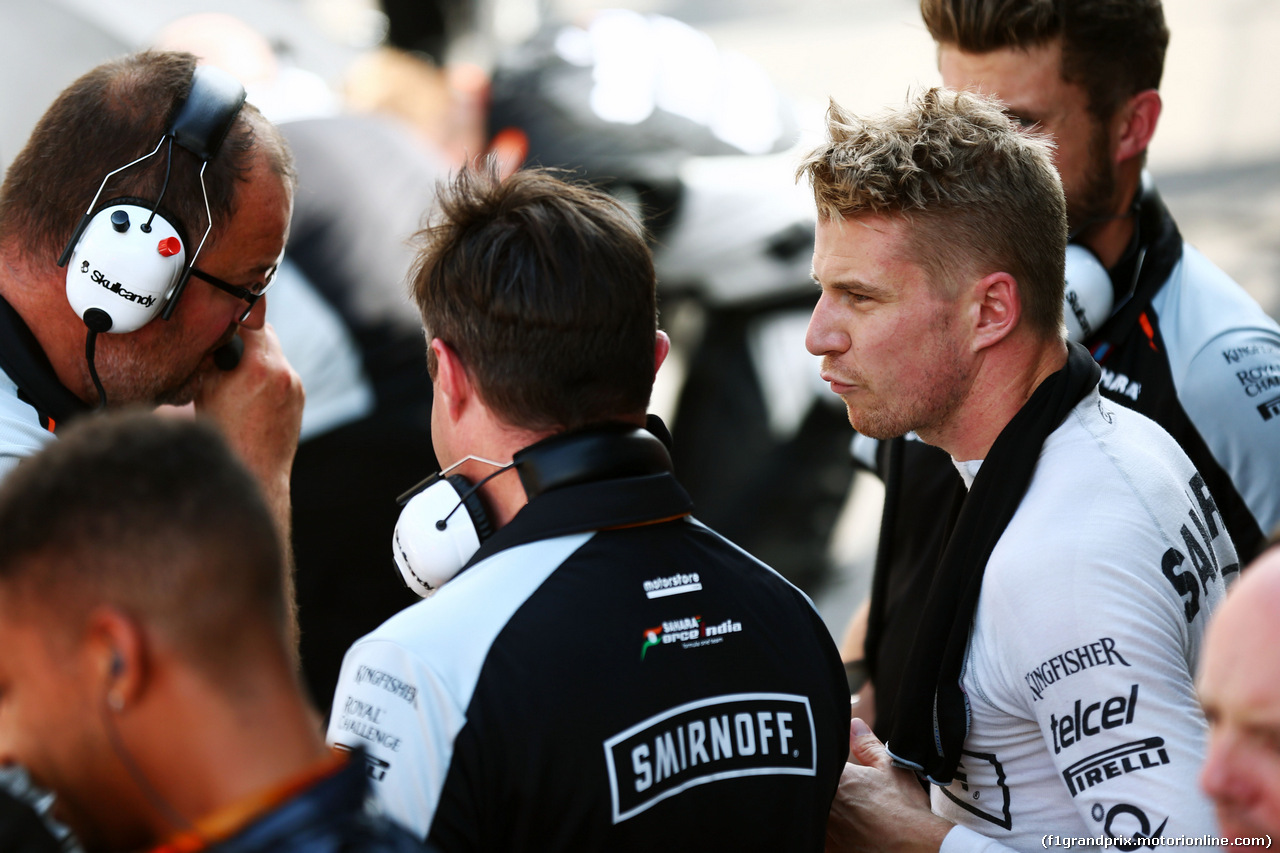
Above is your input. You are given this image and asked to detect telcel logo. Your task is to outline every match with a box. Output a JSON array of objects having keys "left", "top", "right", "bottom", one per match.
[{"left": 1051, "top": 684, "right": 1139, "bottom": 754}]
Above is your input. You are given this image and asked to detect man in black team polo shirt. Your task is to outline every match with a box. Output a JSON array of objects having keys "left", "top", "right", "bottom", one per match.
[{"left": 326, "top": 165, "right": 850, "bottom": 852}]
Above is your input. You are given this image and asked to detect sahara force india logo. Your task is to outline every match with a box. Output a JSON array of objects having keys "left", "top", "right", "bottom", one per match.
[{"left": 641, "top": 615, "right": 742, "bottom": 660}]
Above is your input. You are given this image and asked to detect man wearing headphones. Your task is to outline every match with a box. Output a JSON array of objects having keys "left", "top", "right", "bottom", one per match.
[
  {"left": 0, "top": 50, "right": 303, "bottom": 540},
  {"left": 849, "top": 0, "right": 1280, "bottom": 736},
  {"left": 0, "top": 52, "right": 306, "bottom": 840},
  {"left": 326, "top": 166, "right": 850, "bottom": 851},
  {"left": 0, "top": 412, "right": 429, "bottom": 852}
]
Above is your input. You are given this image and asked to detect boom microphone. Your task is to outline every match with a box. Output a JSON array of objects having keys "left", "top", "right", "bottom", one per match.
[{"left": 213, "top": 334, "right": 243, "bottom": 371}]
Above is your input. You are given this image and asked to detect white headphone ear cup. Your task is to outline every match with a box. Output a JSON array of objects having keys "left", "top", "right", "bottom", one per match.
[
  {"left": 392, "top": 479, "right": 483, "bottom": 597},
  {"left": 66, "top": 205, "right": 186, "bottom": 333},
  {"left": 1063, "top": 243, "right": 1113, "bottom": 343}
]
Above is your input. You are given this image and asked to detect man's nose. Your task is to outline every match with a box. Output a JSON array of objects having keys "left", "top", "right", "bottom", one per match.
[
  {"left": 1200, "top": 726, "right": 1255, "bottom": 807},
  {"left": 806, "top": 293, "right": 850, "bottom": 357}
]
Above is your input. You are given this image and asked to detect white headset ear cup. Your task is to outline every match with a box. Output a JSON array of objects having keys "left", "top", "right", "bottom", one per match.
[
  {"left": 392, "top": 478, "right": 483, "bottom": 597},
  {"left": 65, "top": 204, "right": 186, "bottom": 333},
  {"left": 1063, "top": 243, "right": 1114, "bottom": 343}
]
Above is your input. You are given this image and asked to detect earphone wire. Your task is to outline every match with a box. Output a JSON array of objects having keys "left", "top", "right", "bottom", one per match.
[{"left": 99, "top": 695, "right": 202, "bottom": 844}]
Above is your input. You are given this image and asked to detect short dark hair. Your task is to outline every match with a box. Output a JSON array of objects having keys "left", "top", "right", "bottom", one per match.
[
  {"left": 0, "top": 50, "right": 295, "bottom": 266},
  {"left": 410, "top": 165, "right": 659, "bottom": 431},
  {"left": 0, "top": 412, "right": 286, "bottom": 680},
  {"left": 920, "top": 0, "right": 1169, "bottom": 121},
  {"left": 798, "top": 88, "right": 1067, "bottom": 339}
]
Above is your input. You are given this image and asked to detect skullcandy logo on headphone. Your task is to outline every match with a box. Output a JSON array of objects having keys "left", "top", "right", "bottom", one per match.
[{"left": 76, "top": 260, "right": 158, "bottom": 308}]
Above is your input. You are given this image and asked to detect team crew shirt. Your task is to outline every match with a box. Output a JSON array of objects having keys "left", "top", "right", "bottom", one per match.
[
  {"left": 866, "top": 187, "right": 1280, "bottom": 736},
  {"left": 0, "top": 295, "right": 89, "bottom": 478},
  {"left": 1094, "top": 238, "right": 1280, "bottom": 560},
  {"left": 327, "top": 467, "right": 850, "bottom": 852},
  {"left": 933, "top": 387, "right": 1232, "bottom": 852}
]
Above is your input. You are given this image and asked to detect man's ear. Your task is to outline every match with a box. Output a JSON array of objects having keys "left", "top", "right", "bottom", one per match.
[
  {"left": 430, "top": 338, "right": 472, "bottom": 421},
  {"left": 654, "top": 330, "right": 671, "bottom": 377},
  {"left": 1113, "top": 89, "right": 1162, "bottom": 165},
  {"left": 971, "top": 271, "right": 1021, "bottom": 352},
  {"left": 85, "top": 606, "right": 146, "bottom": 713}
]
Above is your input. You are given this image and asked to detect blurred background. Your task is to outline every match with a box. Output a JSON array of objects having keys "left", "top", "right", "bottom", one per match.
[{"left": 4, "top": 0, "right": 1276, "bottom": 645}]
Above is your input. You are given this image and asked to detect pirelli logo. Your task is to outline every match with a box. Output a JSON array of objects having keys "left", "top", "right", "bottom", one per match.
[
  {"left": 1062, "top": 737, "right": 1170, "bottom": 797},
  {"left": 603, "top": 693, "right": 817, "bottom": 823}
]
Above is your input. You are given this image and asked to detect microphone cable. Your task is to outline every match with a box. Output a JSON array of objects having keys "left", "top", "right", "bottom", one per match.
[{"left": 82, "top": 308, "right": 113, "bottom": 410}]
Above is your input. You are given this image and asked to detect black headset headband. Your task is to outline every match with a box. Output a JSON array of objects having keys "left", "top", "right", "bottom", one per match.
[
  {"left": 169, "top": 65, "right": 247, "bottom": 162},
  {"left": 154, "top": 65, "right": 247, "bottom": 320},
  {"left": 513, "top": 424, "right": 674, "bottom": 501},
  {"left": 396, "top": 423, "right": 673, "bottom": 512}
]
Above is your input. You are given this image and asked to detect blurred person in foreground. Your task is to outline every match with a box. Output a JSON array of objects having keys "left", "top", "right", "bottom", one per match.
[
  {"left": 805, "top": 88, "right": 1229, "bottom": 850},
  {"left": 847, "top": 0, "right": 1280, "bottom": 731},
  {"left": 0, "top": 411, "right": 428, "bottom": 853},
  {"left": 1199, "top": 541, "right": 1280, "bottom": 842},
  {"left": 327, "top": 165, "right": 850, "bottom": 851}
]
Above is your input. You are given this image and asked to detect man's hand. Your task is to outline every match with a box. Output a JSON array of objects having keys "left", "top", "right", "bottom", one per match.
[
  {"left": 826, "top": 718, "right": 953, "bottom": 853},
  {"left": 194, "top": 322, "right": 304, "bottom": 655},
  {"left": 195, "top": 323, "right": 303, "bottom": 526}
]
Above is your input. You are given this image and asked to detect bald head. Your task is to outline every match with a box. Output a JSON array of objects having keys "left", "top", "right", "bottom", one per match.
[{"left": 1198, "top": 547, "right": 1280, "bottom": 837}]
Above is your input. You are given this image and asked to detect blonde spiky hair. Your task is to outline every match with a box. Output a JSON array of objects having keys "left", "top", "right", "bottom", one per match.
[{"left": 798, "top": 87, "right": 1067, "bottom": 339}]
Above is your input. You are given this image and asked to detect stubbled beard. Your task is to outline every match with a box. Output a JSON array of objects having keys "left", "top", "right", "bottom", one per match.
[
  {"left": 842, "top": 367, "right": 968, "bottom": 443},
  {"left": 825, "top": 318, "right": 973, "bottom": 445},
  {"left": 152, "top": 370, "right": 206, "bottom": 406},
  {"left": 1067, "top": 120, "right": 1119, "bottom": 236},
  {"left": 89, "top": 335, "right": 211, "bottom": 407}
]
